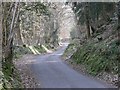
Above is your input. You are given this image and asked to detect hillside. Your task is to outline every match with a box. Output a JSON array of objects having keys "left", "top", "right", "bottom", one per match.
[{"left": 63, "top": 16, "right": 119, "bottom": 86}]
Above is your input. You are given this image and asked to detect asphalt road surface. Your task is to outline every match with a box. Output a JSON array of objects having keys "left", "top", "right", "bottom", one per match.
[{"left": 30, "top": 44, "right": 113, "bottom": 88}]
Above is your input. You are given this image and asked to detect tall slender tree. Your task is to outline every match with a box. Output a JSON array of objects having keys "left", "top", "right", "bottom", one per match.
[
  {"left": 85, "top": 2, "right": 91, "bottom": 38},
  {"left": 117, "top": 2, "right": 120, "bottom": 88}
]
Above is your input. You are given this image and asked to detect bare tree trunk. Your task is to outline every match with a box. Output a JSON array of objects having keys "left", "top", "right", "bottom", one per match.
[
  {"left": 4, "top": 2, "right": 19, "bottom": 61},
  {"left": 8, "top": 2, "right": 19, "bottom": 45},
  {"left": 0, "top": 0, "right": 2, "bottom": 73},
  {"left": 117, "top": 2, "right": 120, "bottom": 88},
  {"left": 85, "top": 2, "right": 91, "bottom": 38},
  {"left": 16, "top": 19, "right": 23, "bottom": 45},
  {"left": 14, "top": 4, "right": 23, "bottom": 45}
]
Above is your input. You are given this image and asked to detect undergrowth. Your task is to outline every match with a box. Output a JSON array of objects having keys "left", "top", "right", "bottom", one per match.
[
  {"left": 1, "top": 45, "right": 46, "bottom": 89},
  {"left": 13, "top": 46, "right": 32, "bottom": 59},
  {"left": 13, "top": 45, "right": 46, "bottom": 59},
  {"left": 2, "top": 58, "right": 23, "bottom": 89},
  {"left": 63, "top": 39, "right": 80, "bottom": 59},
  {"left": 34, "top": 45, "right": 46, "bottom": 53},
  {"left": 71, "top": 39, "right": 119, "bottom": 76}
]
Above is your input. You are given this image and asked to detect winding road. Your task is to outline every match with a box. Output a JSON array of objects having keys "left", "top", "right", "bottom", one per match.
[{"left": 30, "top": 44, "right": 113, "bottom": 88}]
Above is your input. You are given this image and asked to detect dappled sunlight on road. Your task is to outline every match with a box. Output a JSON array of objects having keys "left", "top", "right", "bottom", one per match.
[
  {"left": 28, "top": 46, "right": 41, "bottom": 55},
  {"left": 41, "top": 45, "right": 53, "bottom": 53}
]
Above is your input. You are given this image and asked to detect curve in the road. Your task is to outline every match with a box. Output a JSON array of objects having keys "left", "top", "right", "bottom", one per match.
[{"left": 30, "top": 45, "right": 114, "bottom": 88}]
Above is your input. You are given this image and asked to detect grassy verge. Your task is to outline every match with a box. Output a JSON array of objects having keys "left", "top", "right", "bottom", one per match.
[
  {"left": 63, "top": 39, "right": 80, "bottom": 59},
  {"left": 2, "top": 59, "right": 24, "bottom": 89},
  {"left": 13, "top": 45, "right": 46, "bottom": 59},
  {"left": 69, "top": 39, "right": 119, "bottom": 86},
  {"left": 71, "top": 39, "right": 119, "bottom": 76},
  {"left": 1, "top": 45, "right": 46, "bottom": 89},
  {"left": 13, "top": 46, "right": 32, "bottom": 59}
]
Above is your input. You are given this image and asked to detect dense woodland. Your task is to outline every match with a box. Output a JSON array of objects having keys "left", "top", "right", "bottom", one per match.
[{"left": 0, "top": 1, "right": 120, "bottom": 89}]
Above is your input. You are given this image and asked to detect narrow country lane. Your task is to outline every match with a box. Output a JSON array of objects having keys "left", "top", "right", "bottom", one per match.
[
  {"left": 30, "top": 44, "right": 112, "bottom": 88},
  {"left": 2, "top": 2, "right": 119, "bottom": 89}
]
